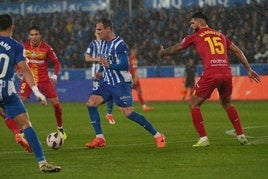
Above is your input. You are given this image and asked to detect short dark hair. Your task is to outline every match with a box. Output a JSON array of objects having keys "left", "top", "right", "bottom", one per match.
[
  {"left": 0, "top": 14, "right": 13, "bottom": 31},
  {"left": 97, "top": 17, "right": 113, "bottom": 30},
  {"left": 28, "top": 25, "right": 41, "bottom": 34},
  {"left": 191, "top": 12, "right": 209, "bottom": 23}
]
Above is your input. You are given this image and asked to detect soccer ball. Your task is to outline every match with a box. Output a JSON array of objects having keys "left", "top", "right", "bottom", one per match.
[{"left": 46, "top": 132, "right": 64, "bottom": 149}]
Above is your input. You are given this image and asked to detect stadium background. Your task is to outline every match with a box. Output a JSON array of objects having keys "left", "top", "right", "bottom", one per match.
[{"left": 0, "top": 0, "right": 267, "bottom": 101}]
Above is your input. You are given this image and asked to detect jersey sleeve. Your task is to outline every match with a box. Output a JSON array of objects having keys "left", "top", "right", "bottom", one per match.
[
  {"left": 47, "top": 45, "right": 61, "bottom": 75},
  {"left": 109, "top": 42, "right": 129, "bottom": 70},
  {"left": 86, "top": 42, "right": 93, "bottom": 56},
  {"left": 180, "top": 35, "right": 194, "bottom": 49},
  {"left": 15, "top": 42, "right": 26, "bottom": 64}
]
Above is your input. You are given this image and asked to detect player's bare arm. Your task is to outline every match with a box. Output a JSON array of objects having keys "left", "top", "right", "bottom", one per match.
[
  {"left": 158, "top": 44, "right": 183, "bottom": 58},
  {"left": 85, "top": 54, "right": 101, "bottom": 63},
  {"left": 228, "top": 44, "right": 261, "bottom": 83},
  {"left": 17, "top": 61, "right": 47, "bottom": 105}
]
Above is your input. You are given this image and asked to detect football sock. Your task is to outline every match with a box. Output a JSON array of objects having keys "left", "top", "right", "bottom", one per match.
[
  {"left": 38, "top": 160, "right": 47, "bottom": 167},
  {"left": 87, "top": 106, "right": 102, "bottom": 135},
  {"left": 191, "top": 107, "right": 206, "bottom": 137},
  {"left": 138, "top": 93, "right": 145, "bottom": 105},
  {"left": 128, "top": 112, "right": 157, "bottom": 135},
  {"left": 96, "top": 134, "right": 104, "bottom": 138},
  {"left": 4, "top": 118, "right": 21, "bottom": 135},
  {"left": 53, "top": 103, "right": 62, "bottom": 127},
  {"left": 200, "top": 136, "right": 208, "bottom": 141},
  {"left": 106, "top": 98, "right": 113, "bottom": 114},
  {"left": 154, "top": 132, "right": 161, "bottom": 138},
  {"left": 226, "top": 106, "right": 243, "bottom": 135},
  {"left": 23, "top": 127, "right": 45, "bottom": 162}
]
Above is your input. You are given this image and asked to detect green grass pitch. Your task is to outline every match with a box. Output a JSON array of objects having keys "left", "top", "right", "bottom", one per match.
[{"left": 0, "top": 101, "right": 267, "bottom": 179}]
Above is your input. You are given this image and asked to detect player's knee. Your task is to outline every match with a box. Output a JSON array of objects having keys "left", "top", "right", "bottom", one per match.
[
  {"left": 86, "top": 99, "right": 100, "bottom": 107},
  {"left": 121, "top": 107, "right": 134, "bottom": 117},
  {"left": 86, "top": 95, "right": 103, "bottom": 107}
]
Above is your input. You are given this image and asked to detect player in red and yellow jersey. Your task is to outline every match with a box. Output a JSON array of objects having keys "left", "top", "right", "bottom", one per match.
[
  {"left": 3, "top": 25, "right": 67, "bottom": 147},
  {"left": 129, "top": 48, "right": 153, "bottom": 111},
  {"left": 158, "top": 12, "right": 261, "bottom": 147}
]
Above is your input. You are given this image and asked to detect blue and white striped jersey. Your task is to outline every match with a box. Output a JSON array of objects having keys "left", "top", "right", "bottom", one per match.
[
  {"left": 99, "top": 36, "right": 132, "bottom": 85},
  {"left": 0, "top": 36, "right": 25, "bottom": 100},
  {"left": 86, "top": 39, "right": 102, "bottom": 77}
]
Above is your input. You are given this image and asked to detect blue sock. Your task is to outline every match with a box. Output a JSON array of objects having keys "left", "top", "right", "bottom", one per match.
[
  {"left": 23, "top": 127, "right": 45, "bottom": 162},
  {"left": 128, "top": 112, "right": 157, "bottom": 135},
  {"left": 87, "top": 106, "right": 102, "bottom": 135},
  {"left": 106, "top": 98, "right": 113, "bottom": 114}
]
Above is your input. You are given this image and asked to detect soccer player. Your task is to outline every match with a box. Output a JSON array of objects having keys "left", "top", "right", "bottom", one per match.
[
  {"left": 128, "top": 47, "right": 153, "bottom": 111},
  {"left": 0, "top": 14, "right": 61, "bottom": 172},
  {"left": 4, "top": 25, "right": 67, "bottom": 141},
  {"left": 85, "top": 30, "right": 115, "bottom": 125},
  {"left": 85, "top": 17, "right": 165, "bottom": 148},
  {"left": 158, "top": 12, "right": 261, "bottom": 147},
  {"left": 181, "top": 58, "right": 197, "bottom": 101}
]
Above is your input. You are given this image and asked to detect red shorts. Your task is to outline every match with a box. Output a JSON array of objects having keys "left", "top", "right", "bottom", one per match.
[
  {"left": 19, "top": 80, "right": 58, "bottom": 99},
  {"left": 193, "top": 71, "right": 232, "bottom": 100}
]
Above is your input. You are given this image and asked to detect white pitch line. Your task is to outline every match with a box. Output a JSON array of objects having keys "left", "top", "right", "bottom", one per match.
[{"left": 225, "top": 125, "right": 268, "bottom": 139}]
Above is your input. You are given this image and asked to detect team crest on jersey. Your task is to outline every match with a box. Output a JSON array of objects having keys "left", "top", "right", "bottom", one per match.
[{"left": 31, "top": 51, "right": 37, "bottom": 57}]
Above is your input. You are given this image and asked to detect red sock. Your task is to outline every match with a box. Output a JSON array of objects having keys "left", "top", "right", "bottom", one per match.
[
  {"left": 53, "top": 103, "right": 63, "bottom": 127},
  {"left": 190, "top": 107, "right": 206, "bottom": 137},
  {"left": 137, "top": 93, "right": 145, "bottom": 105},
  {"left": 226, "top": 106, "right": 243, "bottom": 135},
  {"left": 4, "top": 118, "right": 21, "bottom": 135}
]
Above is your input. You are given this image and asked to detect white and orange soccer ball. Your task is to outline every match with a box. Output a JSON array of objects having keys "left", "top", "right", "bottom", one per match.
[{"left": 46, "top": 132, "right": 64, "bottom": 149}]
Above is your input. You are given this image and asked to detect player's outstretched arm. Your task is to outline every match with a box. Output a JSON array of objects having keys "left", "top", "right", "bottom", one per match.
[
  {"left": 158, "top": 44, "right": 183, "bottom": 58},
  {"left": 17, "top": 61, "right": 47, "bottom": 105},
  {"left": 228, "top": 44, "right": 261, "bottom": 83}
]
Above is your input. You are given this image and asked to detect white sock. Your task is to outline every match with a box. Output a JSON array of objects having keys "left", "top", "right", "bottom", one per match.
[
  {"left": 38, "top": 160, "right": 47, "bottom": 167},
  {"left": 96, "top": 134, "right": 104, "bottom": 139},
  {"left": 200, "top": 136, "right": 208, "bottom": 141},
  {"left": 154, "top": 132, "right": 161, "bottom": 138},
  {"left": 237, "top": 134, "right": 245, "bottom": 139}
]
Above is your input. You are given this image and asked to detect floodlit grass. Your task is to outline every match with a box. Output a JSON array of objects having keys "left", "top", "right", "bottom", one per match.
[{"left": 0, "top": 101, "right": 267, "bottom": 179}]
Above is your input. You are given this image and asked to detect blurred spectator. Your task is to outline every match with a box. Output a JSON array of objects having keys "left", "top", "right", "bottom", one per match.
[
  {"left": 254, "top": 47, "right": 268, "bottom": 63},
  {"left": 2, "top": 0, "right": 267, "bottom": 67}
]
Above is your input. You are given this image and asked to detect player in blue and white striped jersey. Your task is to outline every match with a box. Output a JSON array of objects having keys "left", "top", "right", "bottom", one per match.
[
  {"left": 85, "top": 31, "right": 115, "bottom": 125},
  {"left": 85, "top": 17, "right": 165, "bottom": 148}
]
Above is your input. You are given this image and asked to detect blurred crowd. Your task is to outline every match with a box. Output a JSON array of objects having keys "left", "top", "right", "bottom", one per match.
[{"left": 5, "top": 1, "right": 268, "bottom": 68}]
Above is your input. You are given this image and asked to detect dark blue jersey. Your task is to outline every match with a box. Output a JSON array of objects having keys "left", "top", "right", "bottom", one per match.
[
  {"left": 0, "top": 36, "right": 26, "bottom": 112},
  {"left": 0, "top": 36, "right": 25, "bottom": 81}
]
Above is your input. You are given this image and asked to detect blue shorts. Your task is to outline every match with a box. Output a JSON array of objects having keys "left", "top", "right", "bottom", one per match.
[
  {"left": 91, "top": 82, "right": 133, "bottom": 107},
  {"left": 0, "top": 93, "right": 26, "bottom": 119}
]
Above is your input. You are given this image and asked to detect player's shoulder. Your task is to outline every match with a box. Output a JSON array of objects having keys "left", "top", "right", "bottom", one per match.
[
  {"left": 40, "top": 41, "right": 52, "bottom": 48},
  {"left": 3, "top": 36, "right": 21, "bottom": 46},
  {"left": 4, "top": 37, "right": 24, "bottom": 51},
  {"left": 114, "top": 36, "right": 128, "bottom": 50}
]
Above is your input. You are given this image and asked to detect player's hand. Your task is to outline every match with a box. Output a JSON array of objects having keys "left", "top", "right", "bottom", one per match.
[
  {"left": 100, "top": 58, "right": 109, "bottom": 68},
  {"left": 35, "top": 92, "right": 47, "bottom": 105},
  {"left": 158, "top": 45, "right": 165, "bottom": 58},
  {"left": 248, "top": 69, "right": 261, "bottom": 83},
  {"left": 50, "top": 74, "right": 57, "bottom": 85},
  {"left": 16, "top": 73, "right": 24, "bottom": 81},
  {"left": 94, "top": 72, "right": 102, "bottom": 81},
  {"left": 31, "top": 86, "right": 47, "bottom": 105}
]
